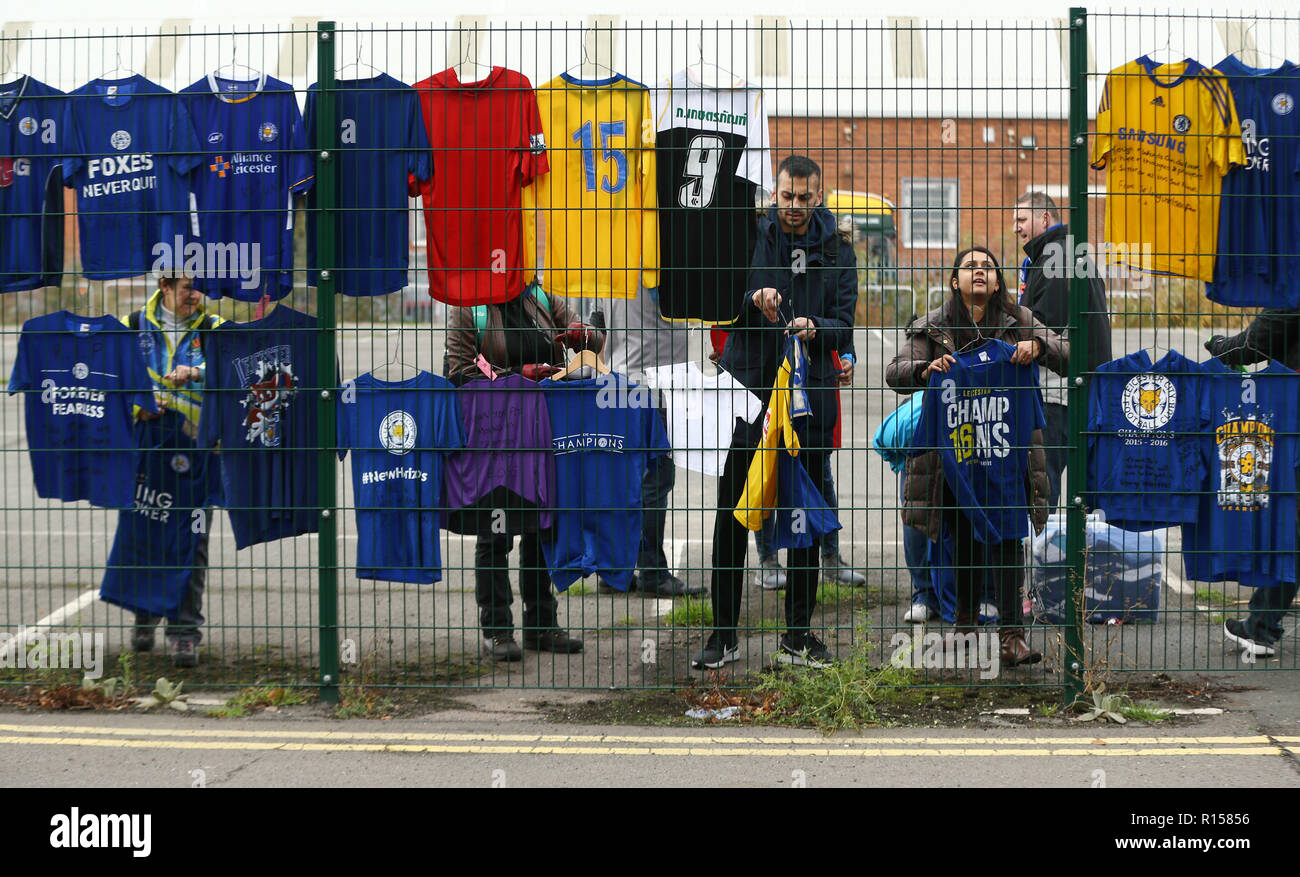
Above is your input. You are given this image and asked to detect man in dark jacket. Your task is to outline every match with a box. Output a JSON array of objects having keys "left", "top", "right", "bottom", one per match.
[
  {"left": 1205, "top": 312, "right": 1300, "bottom": 657},
  {"left": 693, "top": 155, "right": 858, "bottom": 671},
  {"left": 1014, "top": 191, "right": 1112, "bottom": 507}
]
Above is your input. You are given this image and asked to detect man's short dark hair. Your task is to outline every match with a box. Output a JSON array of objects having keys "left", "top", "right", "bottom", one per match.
[
  {"left": 777, "top": 154, "right": 822, "bottom": 182},
  {"left": 1015, "top": 190, "right": 1061, "bottom": 222}
]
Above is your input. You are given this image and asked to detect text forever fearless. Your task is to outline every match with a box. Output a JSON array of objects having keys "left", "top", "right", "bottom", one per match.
[
  {"left": 40, "top": 381, "right": 106, "bottom": 418},
  {"left": 945, "top": 393, "right": 1012, "bottom": 462}
]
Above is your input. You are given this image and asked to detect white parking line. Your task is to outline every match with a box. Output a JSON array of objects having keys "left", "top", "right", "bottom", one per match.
[{"left": 0, "top": 588, "right": 97, "bottom": 662}]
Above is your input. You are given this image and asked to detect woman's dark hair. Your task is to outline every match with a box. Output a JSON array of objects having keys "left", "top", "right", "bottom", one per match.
[{"left": 947, "top": 245, "right": 1016, "bottom": 349}]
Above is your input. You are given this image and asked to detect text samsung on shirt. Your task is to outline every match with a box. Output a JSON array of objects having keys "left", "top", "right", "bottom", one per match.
[{"left": 82, "top": 153, "right": 157, "bottom": 197}]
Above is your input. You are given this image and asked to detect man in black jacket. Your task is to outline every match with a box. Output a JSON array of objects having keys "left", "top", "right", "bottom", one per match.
[
  {"left": 1014, "top": 191, "right": 1112, "bottom": 507},
  {"left": 1205, "top": 313, "right": 1300, "bottom": 657},
  {"left": 692, "top": 155, "right": 858, "bottom": 672}
]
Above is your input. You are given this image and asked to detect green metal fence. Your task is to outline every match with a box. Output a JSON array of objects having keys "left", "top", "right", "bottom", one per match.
[{"left": 0, "top": 12, "right": 1296, "bottom": 704}]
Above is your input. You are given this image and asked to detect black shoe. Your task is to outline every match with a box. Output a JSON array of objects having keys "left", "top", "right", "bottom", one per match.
[
  {"left": 170, "top": 639, "right": 199, "bottom": 669},
  {"left": 523, "top": 628, "right": 584, "bottom": 654},
  {"left": 598, "top": 575, "right": 636, "bottom": 594},
  {"left": 691, "top": 632, "right": 739, "bottom": 670},
  {"left": 639, "top": 574, "right": 706, "bottom": 598},
  {"left": 482, "top": 634, "right": 523, "bottom": 662},
  {"left": 1224, "top": 619, "right": 1277, "bottom": 657},
  {"left": 777, "top": 632, "right": 833, "bottom": 669},
  {"left": 131, "top": 625, "right": 156, "bottom": 653}
]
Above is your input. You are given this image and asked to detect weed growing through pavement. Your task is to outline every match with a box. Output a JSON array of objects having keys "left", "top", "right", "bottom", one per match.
[{"left": 659, "top": 598, "right": 713, "bottom": 628}]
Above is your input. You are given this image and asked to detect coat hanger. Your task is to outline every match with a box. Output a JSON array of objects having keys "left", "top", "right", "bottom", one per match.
[
  {"left": 1233, "top": 23, "right": 1289, "bottom": 69},
  {"left": 212, "top": 42, "right": 262, "bottom": 83},
  {"left": 0, "top": 39, "right": 26, "bottom": 82},
  {"left": 1145, "top": 20, "right": 1183, "bottom": 66},
  {"left": 687, "top": 34, "right": 743, "bottom": 89},
  {"left": 99, "top": 50, "right": 137, "bottom": 81},
  {"left": 372, "top": 334, "right": 420, "bottom": 382},
  {"left": 566, "top": 27, "right": 616, "bottom": 80},
  {"left": 551, "top": 347, "right": 610, "bottom": 380},
  {"left": 452, "top": 27, "right": 492, "bottom": 82},
  {"left": 336, "top": 38, "right": 380, "bottom": 80}
]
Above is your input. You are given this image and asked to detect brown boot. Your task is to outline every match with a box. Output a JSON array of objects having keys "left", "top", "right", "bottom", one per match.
[{"left": 999, "top": 628, "right": 1042, "bottom": 666}]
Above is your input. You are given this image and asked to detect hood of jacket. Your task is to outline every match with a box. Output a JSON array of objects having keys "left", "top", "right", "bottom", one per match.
[
  {"left": 1022, "top": 222, "right": 1068, "bottom": 266},
  {"left": 759, "top": 203, "right": 840, "bottom": 251}
]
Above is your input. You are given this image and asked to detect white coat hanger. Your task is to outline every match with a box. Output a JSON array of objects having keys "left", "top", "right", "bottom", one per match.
[
  {"left": 372, "top": 332, "right": 420, "bottom": 382},
  {"left": 687, "top": 35, "right": 743, "bottom": 89},
  {"left": 452, "top": 27, "right": 492, "bottom": 82},
  {"left": 566, "top": 27, "right": 615, "bottom": 80},
  {"left": 1233, "top": 23, "right": 1288, "bottom": 69},
  {"left": 336, "top": 38, "right": 380, "bottom": 80},
  {"left": 99, "top": 50, "right": 137, "bottom": 81},
  {"left": 0, "top": 40, "right": 26, "bottom": 82},
  {"left": 210, "top": 42, "right": 264, "bottom": 98},
  {"left": 1145, "top": 21, "right": 1183, "bottom": 66}
]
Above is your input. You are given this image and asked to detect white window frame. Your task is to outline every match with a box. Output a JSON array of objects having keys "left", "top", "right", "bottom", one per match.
[{"left": 899, "top": 178, "right": 959, "bottom": 250}]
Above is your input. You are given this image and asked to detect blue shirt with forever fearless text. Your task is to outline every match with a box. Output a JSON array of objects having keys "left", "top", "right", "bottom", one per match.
[
  {"left": 1182, "top": 359, "right": 1299, "bottom": 587},
  {"left": 62, "top": 75, "right": 202, "bottom": 280},
  {"left": 538, "top": 374, "right": 670, "bottom": 591},
  {"left": 337, "top": 370, "right": 463, "bottom": 583},
  {"left": 197, "top": 305, "right": 321, "bottom": 549},
  {"left": 7, "top": 311, "right": 157, "bottom": 508},
  {"left": 910, "top": 340, "right": 1045, "bottom": 544},
  {"left": 1087, "top": 349, "right": 1210, "bottom": 530}
]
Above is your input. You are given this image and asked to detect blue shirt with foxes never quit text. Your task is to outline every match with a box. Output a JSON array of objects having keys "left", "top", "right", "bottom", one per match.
[
  {"left": 61, "top": 75, "right": 202, "bottom": 280},
  {"left": 7, "top": 311, "right": 157, "bottom": 508},
  {"left": 1087, "top": 349, "right": 1210, "bottom": 530},
  {"left": 0, "top": 76, "right": 65, "bottom": 293},
  {"left": 537, "top": 374, "right": 670, "bottom": 592},
  {"left": 337, "top": 370, "right": 463, "bottom": 583},
  {"left": 1182, "top": 358, "right": 1299, "bottom": 587},
  {"left": 910, "top": 340, "right": 1045, "bottom": 544},
  {"left": 180, "top": 74, "right": 314, "bottom": 301},
  {"left": 1207, "top": 56, "right": 1300, "bottom": 309}
]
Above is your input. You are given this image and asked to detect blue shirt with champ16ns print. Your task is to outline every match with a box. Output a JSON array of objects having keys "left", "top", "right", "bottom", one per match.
[
  {"left": 910, "top": 339, "right": 1045, "bottom": 544},
  {"left": 337, "top": 370, "right": 463, "bottom": 583},
  {"left": 197, "top": 304, "right": 322, "bottom": 549},
  {"left": 7, "top": 311, "right": 157, "bottom": 508}
]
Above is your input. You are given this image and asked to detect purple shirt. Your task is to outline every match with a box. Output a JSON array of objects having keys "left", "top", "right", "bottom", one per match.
[{"left": 443, "top": 374, "right": 555, "bottom": 529}]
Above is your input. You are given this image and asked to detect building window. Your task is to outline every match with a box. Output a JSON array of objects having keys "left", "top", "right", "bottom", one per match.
[{"left": 899, "top": 178, "right": 959, "bottom": 249}]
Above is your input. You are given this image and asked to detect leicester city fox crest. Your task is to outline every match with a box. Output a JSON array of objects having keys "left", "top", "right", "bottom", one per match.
[{"left": 1122, "top": 374, "right": 1176, "bottom": 431}]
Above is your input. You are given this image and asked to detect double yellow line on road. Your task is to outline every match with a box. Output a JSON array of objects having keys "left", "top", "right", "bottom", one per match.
[{"left": 1, "top": 723, "right": 1296, "bottom": 758}]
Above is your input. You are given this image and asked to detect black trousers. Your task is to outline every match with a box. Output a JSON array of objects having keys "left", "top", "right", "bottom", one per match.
[
  {"left": 939, "top": 486, "right": 1025, "bottom": 626},
  {"left": 474, "top": 531, "right": 558, "bottom": 637},
  {"left": 710, "top": 419, "right": 828, "bottom": 644}
]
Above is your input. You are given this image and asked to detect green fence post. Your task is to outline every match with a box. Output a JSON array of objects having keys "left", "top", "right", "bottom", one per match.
[
  {"left": 315, "top": 20, "right": 340, "bottom": 704},
  {"left": 1064, "top": 7, "right": 1089, "bottom": 707}
]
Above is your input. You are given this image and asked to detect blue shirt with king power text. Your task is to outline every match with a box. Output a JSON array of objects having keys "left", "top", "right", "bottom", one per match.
[
  {"left": 1182, "top": 358, "right": 1299, "bottom": 587},
  {"left": 197, "top": 304, "right": 321, "bottom": 549},
  {"left": 62, "top": 75, "right": 202, "bottom": 280},
  {"left": 910, "top": 340, "right": 1045, "bottom": 544},
  {"left": 1087, "top": 349, "right": 1211, "bottom": 530},
  {"left": 1207, "top": 56, "right": 1300, "bottom": 309},
  {"left": 0, "top": 75, "right": 65, "bottom": 292},
  {"left": 180, "top": 73, "right": 314, "bottom": 301},
  {"left": 7, "top": 311, "right": 157, "bottom": 508},
  {"left": 337, "top": 370, "right": 463, "bottom": 583},
  {"left": 538, "top": 374, "right": 670, "bottom": 591},
  {"left": 305, "top": 74, "right": 431, "bottom": 296}
]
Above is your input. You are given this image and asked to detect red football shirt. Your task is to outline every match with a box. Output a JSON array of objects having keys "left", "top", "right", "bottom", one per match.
[{"left": 412, "top": 67, "right": 549, "bottom": 305}]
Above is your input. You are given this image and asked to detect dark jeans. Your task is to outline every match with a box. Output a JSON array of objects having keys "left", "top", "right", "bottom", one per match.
[
  {"left": 134, "top": 509, "right": 212, "bottom": 645},
  {"left": 1242, "top": 580, "right": 1299, "bottom": 646},
  {"left": 475, "top": 531, "right": 558, "bottom": 637},
  {"left": 940, "top": 487, "right": 1024, "bottom": 626},
  {"left": 637, "top": 408, "right": 676, "bottom": 585},
  {"left": 1043, "top": 402, "right": 1069, "bottom": 509},
  {"left": 711, "top": 419, "right": 827, "bottom": 644},
  {"left": 757, "top": 453, "right": 842, "bottom": 560}
]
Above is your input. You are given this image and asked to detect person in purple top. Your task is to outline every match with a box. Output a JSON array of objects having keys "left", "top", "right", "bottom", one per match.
[{"left": 443, "top": 285, "right": 604, "bottom": 661}]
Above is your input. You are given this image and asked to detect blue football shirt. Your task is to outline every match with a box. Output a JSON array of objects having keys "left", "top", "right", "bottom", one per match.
[
  {"left": 337, "top": 370, "right": 463, "bottom": 583},
  {"left": 1087, "top": 349, "right": 1211, "bottom": 530},
  {"left": 305, "top": 74, "right": 431, "bottom": 296},
  {"left": 196, "top": 304, "right": 321, "bottom": 549},
  {"left": 62, "top": 75, "right": 202, "bottom": 280},
  {"left": 180, "top": 73, "right": 314, "bottom": 301},
  {"left": 100, "top": 415, "right": 222, "bottom": 618},
  {"left": 538, "top": 374, "right": 670, "bottom": 592},
  {"left": 910, "top": 340, "right": 1045, "bottom": 544},
  {"left": 7, "top": 311, "right": 157, "bottom": 508},
  {"left": 1207, "top": 56, "right": 1300, "bottom": 309},
  {"left": 1182, "top": 359, "right": 1299, "bottom": 587},
  {"left": 0, "top": 76, "right": 65, "bottom": 292}
]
